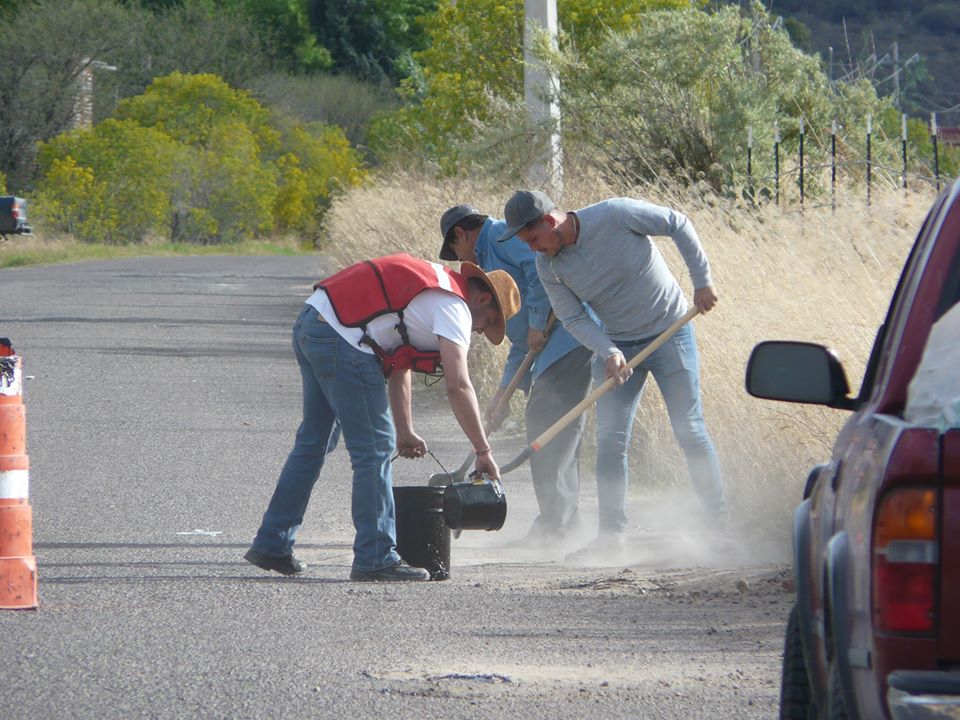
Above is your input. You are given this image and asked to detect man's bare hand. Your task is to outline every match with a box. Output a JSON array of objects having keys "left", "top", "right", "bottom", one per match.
[
  {"left": 605, "top": 351, "right": 632, "bottom": 386},
  {"left": 475, "top": 452, "right": 500, "bottom": 481},
  {"left": 526, "top": 325, "right": 549, "bottom": 353},
  {"left": 396, "top": 430, "right": 427, "bottom": 459},
  {"left": 694, "top": 285, "right": 718, "bottom": 314}
]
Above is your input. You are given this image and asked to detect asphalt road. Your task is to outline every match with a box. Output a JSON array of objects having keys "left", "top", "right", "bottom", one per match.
[{"left": 1, "top": 256, "right": 790, "bottom": 719}]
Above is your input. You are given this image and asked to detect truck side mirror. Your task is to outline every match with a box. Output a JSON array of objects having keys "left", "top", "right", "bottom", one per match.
[{"left": 746, "top": 341, "right": 854, "bottom": 409}]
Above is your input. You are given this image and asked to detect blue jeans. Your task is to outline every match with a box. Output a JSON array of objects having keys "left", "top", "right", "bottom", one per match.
[
  {"left": 251, "top": 305, "right": 401, "bottom": 572},
  {"left": 526, "top": 346, "right": 594, "bottom": 533},
  {"left": 595, "top": 324, "right": 727, "bottom": 534}
]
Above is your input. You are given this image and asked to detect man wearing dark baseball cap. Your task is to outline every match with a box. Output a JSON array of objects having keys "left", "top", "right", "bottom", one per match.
[
  {"left": 497, "top": 190, "right": 556, "bottom": 243},
  {"left": 501, "top": 188, "right": 730, "bottom": 564},
  {"left": 439, "top": 204, "right": 488, "bottom": 261},
  {"left": 438, "top": 202, "right": 594, "bottom": 549}
]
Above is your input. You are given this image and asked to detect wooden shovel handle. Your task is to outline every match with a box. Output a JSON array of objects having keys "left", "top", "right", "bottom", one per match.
[
  {"left": 528, "top": 307, "right": 699, "bottom": 453},
  {"left": 486, "top": 312, "right": 558, "bottom": 420},
  {"left": 441, "top": 313, "right": 559, "bottom": 483}
]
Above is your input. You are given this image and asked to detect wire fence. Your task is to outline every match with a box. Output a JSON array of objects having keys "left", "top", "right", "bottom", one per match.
[{"left": 741, "top": 112, "right": 957, "bottom": 210}]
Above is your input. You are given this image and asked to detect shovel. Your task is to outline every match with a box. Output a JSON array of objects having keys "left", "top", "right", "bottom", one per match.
[
  {"left": 498, "top": 306, "right": 699, "bottom": 476},
  {"left": 428, "top": 314, "right": 556, "bottom": 487}
]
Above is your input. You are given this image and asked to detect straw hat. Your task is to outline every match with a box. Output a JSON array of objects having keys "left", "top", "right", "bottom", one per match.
[{"left": 458, "top": 262, "right": 520, "bottom": 345}]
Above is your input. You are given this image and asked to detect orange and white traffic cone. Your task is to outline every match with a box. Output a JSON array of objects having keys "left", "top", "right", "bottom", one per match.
[{"left": 0, "top": 338, "right": 38, "bottom": 610}]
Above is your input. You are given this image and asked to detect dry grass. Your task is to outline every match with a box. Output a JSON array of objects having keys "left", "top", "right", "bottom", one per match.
[{"left": 321, "top": 171, "right": 932, "bottom": 554}]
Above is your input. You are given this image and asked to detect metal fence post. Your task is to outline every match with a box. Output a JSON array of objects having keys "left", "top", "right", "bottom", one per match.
[
  {"left": 932, "top": 112, "right": 940, "bottom": 192},
  {"left": 866, "top": 115, "right": 872, "bottom": 206},
  {"left": 746, "top": 126, "right": 753, "bottom": 203},
  {"left": 831, "top": 120, "right": 837, "bottom": 212},
  {"left": 799, "top": 117, "right": 805, "bottom": 205},
  {"left": 901, "top": 114, "right": 908, "bottom": 191},
  {"left": 774, "top": 125, "right": 780, "bottom": 207}
]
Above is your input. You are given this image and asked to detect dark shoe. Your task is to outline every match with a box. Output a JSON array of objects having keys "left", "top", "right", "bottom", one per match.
[
  {"left": 244, "top": 547, "right": 306, "bottom": 576},
  {"left": 564, "top": 532, "right": 627, "bottom": 566},
  {"left": 512, "top": 523, "right": 563, "bottom": 550},
  {"left": 350, "top": 560, "right": 429, "bottom": 582}
]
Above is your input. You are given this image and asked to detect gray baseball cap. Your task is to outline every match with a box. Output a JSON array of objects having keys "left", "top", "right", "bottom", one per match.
[
  {"left": 439, "top": 204, "right": 486, "bottom": 261},
  {"left": 497, "top": 190, "right": 556, "bottom": 242}
]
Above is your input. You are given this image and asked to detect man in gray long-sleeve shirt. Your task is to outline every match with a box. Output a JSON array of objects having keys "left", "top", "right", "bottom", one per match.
[{"left": 498, "top": 190, "right": 729, "bottom": 563}]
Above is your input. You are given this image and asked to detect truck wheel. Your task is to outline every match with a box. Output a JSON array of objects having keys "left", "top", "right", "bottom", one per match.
[
  {"left": 780, "top": 603, "right": 816, "bottom": 719},
  {"left": 826, "top": 658, "right": 850, "bottom": 720}
]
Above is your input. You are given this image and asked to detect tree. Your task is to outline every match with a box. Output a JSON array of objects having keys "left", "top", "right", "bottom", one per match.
[
  {"left": 35, "top": 119, "right": 186, "bottom": 243},
  {"left": 0, "top": 0, "right": 284, "bottom": 193},
  {"left": 220, "top": 0, "right": 332, "bottom": 74},
  {"left": 367, "top": 0, "right": 686, "bottom": 170},
  {"left": 0, "top": 0, "right": 141, "bottom": 191},
  {"left": 548, "top": 3, "right": 891, "bottom": 189},
  {"left": 33, "top": 72, "right": 367, "bottom": 243},
  {"left": 115, "top": 72, "right": 280, "bottom": 152},
  {"left": 117, "top": 1, "right": 275, "bottom": 97},
  {"left": 307, "top": 0, "right": 437, "bottom": 84},
  {"left": 915, "top": 3, "right": 960, "bottom": 35}
]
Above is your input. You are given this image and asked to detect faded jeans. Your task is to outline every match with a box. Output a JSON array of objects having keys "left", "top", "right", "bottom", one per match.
[
  {"left": 251, "top": 305, "right": 401, "bottom": 572},
  {"left": 595, "top": 324, "right": 727, "bottom": 534},
  {"left": 526, "top": 346, "right": 594, "bottom": 534}
]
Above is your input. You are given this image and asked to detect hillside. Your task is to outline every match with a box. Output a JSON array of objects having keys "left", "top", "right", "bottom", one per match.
[{"left": 745, "top": 0, "right": 960, "bottom": 124}]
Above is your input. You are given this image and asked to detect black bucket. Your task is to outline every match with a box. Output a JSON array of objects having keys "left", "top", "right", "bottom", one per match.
[
  {"left": 442, "top": 475, "right": 507, "bottom": 531},
  {"left": 393, "top": 485, "right": 450, "bottom": 580}
]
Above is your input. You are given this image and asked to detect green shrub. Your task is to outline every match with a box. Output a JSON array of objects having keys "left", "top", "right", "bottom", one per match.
[
  {"left": 458, "top": 2, "right": 893, "bottom": 193},
  {"left": 35, "top": 72, "right": 367, "bottom": 243},
  {"left": 278, "top": 122, "right": 367, "bottom": 229},
  {"left": 368, "top": 0, "right": 685, "bottom": 170},
  {"left": 190, "top": 121, "right": 278, "bottom": 243},
  {"left": 116, "top": 72, "right": 280, "bottom": 152},
  {"left": 273, "top": 153, "right": 311, "bottom": 231},
  {"left": 247, "top": 72, "right": 399, "bottom": 145},
  {"left": 35, "top": 119, "right": 185, "bottom": 243}
]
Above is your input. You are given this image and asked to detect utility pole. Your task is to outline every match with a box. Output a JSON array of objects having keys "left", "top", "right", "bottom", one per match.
[{"left": 524, "top": 0, "right": 562, "bottom": 194}]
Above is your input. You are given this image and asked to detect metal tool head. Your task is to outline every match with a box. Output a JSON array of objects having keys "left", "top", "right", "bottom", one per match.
[{"left": 427, "top": 471, "right": 455, "bottom": 487}]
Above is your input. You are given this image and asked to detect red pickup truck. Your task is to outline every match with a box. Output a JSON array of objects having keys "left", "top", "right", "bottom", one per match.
[{"left": 746, "top": 179, "right": 960, "bottom": 720}]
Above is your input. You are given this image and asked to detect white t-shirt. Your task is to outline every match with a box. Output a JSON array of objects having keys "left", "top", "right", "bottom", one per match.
[{"left": 306, "top": 287, "right": 473, "bottom": 354}]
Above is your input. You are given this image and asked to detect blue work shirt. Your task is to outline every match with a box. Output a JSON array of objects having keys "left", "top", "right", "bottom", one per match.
[{"left": 474, "top": 217, "right": 586, "bottom": 390}]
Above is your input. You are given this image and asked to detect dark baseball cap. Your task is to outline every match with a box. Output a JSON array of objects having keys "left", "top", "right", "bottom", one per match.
[
  {"left": 439, "top": 204, "right": 486, "bottom": 261},
  {"left": 496, "top": 190, "right": 556, "bottom": 242}
]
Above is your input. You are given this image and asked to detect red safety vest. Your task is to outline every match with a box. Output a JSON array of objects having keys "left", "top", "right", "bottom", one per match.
[{"left": 316, "top": 253, "right": 469, "bottom": 377}]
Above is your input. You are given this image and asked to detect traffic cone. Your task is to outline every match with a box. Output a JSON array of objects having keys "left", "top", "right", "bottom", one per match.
[{"left": 0, "top": 338, "right": 38, "bottom": 610}]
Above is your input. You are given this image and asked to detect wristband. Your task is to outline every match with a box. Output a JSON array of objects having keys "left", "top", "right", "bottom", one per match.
[{"left": 475, "top": 447, "right": 492, "bottom": 456}]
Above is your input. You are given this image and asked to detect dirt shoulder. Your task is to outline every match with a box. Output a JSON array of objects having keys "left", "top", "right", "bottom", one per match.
[{"left": 370, "top": 386, "right": 795, "bottom": 718}]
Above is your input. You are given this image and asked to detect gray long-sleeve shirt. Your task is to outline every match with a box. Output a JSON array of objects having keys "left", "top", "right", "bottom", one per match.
[{"left": 536, "top": 197, "right": 712, "bottom": 359}]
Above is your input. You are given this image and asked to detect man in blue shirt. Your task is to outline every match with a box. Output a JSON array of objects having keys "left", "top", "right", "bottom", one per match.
[{"left": 439, "top": 204, "right": 594, "bottom": 547}]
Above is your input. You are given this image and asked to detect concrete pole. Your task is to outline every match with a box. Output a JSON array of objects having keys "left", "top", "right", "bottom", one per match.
[
  {"left": 524, "top": 0, "right": 562, "bottom": 194},
  {"left": 72, "top": 59, "right": 118, "bottom": 130}
]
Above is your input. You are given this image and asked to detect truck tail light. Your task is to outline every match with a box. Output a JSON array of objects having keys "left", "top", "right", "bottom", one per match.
[{"left": 873, "top": 488, "right": 938, "bottom": 633}]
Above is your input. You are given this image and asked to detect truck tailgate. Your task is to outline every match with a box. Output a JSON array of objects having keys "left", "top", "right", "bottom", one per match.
[{"left": 940, "top": 429, "right": 960, "bottom": 659}]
